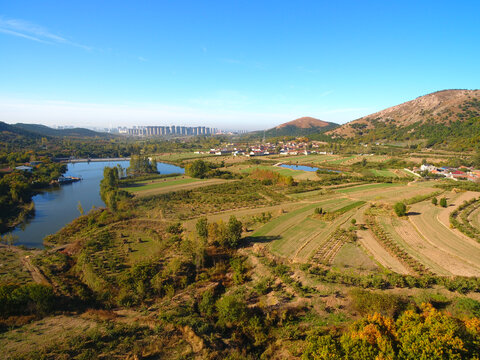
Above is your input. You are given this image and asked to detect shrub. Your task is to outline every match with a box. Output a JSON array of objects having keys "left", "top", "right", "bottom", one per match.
[
  {"left": 0, "top": 283, "right": 56, "bottom": 317},
  {"left": 167, "top": 222, "right": 183, "bottom": 234},
  {"left": 185, "top": 160, "right": 209, "bottom": 178},
  {"left": 216, "top": 293, "right": 248, "bottom": 328},
  {"left": 394, "top": 202, "right": 407, "bottom": 217},
  {"left": 349, "top": 289, "right": 409, "bottom": 317},
  {"left": 440, "top": 197, "right": 447, "bottom": 208}
]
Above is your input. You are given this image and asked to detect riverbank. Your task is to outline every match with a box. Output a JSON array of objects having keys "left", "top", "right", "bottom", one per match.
[
  {"left": 62, "top": 157, "right": 131, "bottom": 163},
  {"left": 0, "top": 202, "right": 35, "bottom": 234},
  {"left": 7, "top": 160, "right": 184, "bottom": 248}
]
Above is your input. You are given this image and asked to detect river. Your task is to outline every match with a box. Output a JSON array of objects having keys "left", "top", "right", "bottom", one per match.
[{"left": 10, "top": 160, "right": 184, "bottom": 248}]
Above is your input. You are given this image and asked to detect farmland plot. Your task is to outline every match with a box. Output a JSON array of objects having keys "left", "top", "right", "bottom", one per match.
[
  {"left": 388, "top": 215, "right": 480, "bottom": 276},
  {"left": 408, "top": 194, "right": 480, "bottom": 276},
  {"left": 252, "top": 198, "right": 362, "bottom": 262},
  {"left": 356, "top": 210, "right": 410, "bottom": 274},
  {"left": 469, "top": 206, "right": 480, "bottom": 230}
]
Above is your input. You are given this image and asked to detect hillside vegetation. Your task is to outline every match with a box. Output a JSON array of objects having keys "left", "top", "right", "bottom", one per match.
[{"left": 329, "top": 89, "right": 480, "bottom": 149}]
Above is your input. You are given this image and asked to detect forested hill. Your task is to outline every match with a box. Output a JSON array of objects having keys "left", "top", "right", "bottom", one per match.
[
  {"left": 328, "top": 89, "right": 480, "bottom": 149},
  {"left": 13, "top": 123, "right": 112, "bottom": 138},
  {"left": 0, "top": 121, "right": 41, "bottom": 144}
]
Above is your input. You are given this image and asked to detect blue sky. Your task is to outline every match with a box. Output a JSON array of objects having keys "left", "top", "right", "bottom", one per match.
[{"left": 0, "top": 1, "right": 479, "bottom": 130}]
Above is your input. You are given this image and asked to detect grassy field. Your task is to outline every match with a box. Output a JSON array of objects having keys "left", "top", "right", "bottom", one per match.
[
  {"left": 0, "top": 246, "right": 34, "bottom": 285},
  {"left": 252, "top": 198, "right": 364, "bottom": 261},
  {"left": 331, "top": 242, "right": 378, "bottom": 272},
  {"left": 326, "top": 155, "right": 357, "bottom": 164},
  {"left": 369, "top": 169, "right": 398, "bottom": 178},
  {"left": 127, "top": 177, "right": 200, "bottom": 191},
  {"left": 154, "top": 152, "right": 214, "bottom": 162},
  {"left": 336, "top": 183, "right": 399, "bottom": 194},
  {"left": 238, "top": 164, "right": 304, "bottom": 177},
  {"left": 123, "top": 176, "right": 229, "bottom": 197},
  {"left": 270, "top": 154, "right": 337, "bottom": 164}
]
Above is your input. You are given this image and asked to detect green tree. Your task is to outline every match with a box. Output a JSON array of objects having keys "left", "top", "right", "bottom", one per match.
[
  {"left": 432, "top": 197, "right": 438, "bottom": 206},
  {"left": 396, "top": 304, "right": 471, "bottom": 359},
  {"left": 221, "top": 216, "right": 243, "bottom": 248},
  {"left": 196, "top": 217, "right": 208, "bottom": 240},
  {"left": 285, "top": 175, "right": 295, "bottom": 186},
  {"left": 185, "top": 159, "right": 209, "bottom": 178},
  {"left": 199, "top": 289, "right": 216, "bottom": 318},
  {"left": 77, "top": 201, "right": 84, "bottom": 215},
  {"left": 100, "top": 167, "right": 119, "bottom": 201},
  {"left": 1, "top": 233, "right": 19, "bottom": 247},
  {"left": 440, "top": 197, "right": 447, "bottom": 208},
  {"left": 167, "top": 222, "right": 183, "bottom": 234},
  {"left": 127, "top": 155, "right": 157, "bottom": 176},
  {"left": 394, "top": 202, "right": 407, "bottom": 217},
  {"left": 216, "top": 293, "right": 248, "bottom": 328}
]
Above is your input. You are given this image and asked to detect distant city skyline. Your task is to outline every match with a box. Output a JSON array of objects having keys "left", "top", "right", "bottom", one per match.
[{"left": 1, "top": 1, "right": 479, "bottom": 130}]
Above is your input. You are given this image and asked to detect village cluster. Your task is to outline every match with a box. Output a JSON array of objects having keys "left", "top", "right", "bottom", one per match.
[
  {"left": 195, "top": 140, "right": 334, "bottom": 157},
  {"left": 413, "top": 163, "right": 480, "bottom": 182}
]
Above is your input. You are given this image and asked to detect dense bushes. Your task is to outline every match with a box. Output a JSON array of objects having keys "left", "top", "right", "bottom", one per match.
[
  {"left": 185, "top": 159, "right": 209, "bottom": 178},
  {"left": 198, "top": 215, "right": 244, "bottom": 248},
  {"left": 99, "top": 166, "right": 131, "bottom": 211},
  {"left": 0, "top": 283, "right": 56, "bottom": 317},
  {"left": 349, "top": 289, "right": 410, "bottom": 317},
  {"left": 249, "top": 168, "right": 294, "bottom": 186},
  {"left": 394, "top": 202, "right": 407, "bottom": 217},
  {"left": 450, "top": 197, "right": 480, "bottom": 242},
  {"left": 127, "top": 155, "right": 157, "bottom": 176},
  {"left": 308, "top": 266, "right": 480, "bottom": 294},
  {"left": 303, "top": 304, "right": 480, "bottom": 359}
]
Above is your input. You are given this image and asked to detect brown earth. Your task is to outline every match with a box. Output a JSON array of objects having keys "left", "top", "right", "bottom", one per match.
[
  {"left": 276, "top": 116, "right": 331, "bottom": 129},
  {"left": 408, "top": 193, "right": 480, "bottom": 276},
  {"left": 356, "top": 211, "right": 410, "bottom": 274},
  {"left": 389, "top": 216, "right": 479, "bottom": 276}
]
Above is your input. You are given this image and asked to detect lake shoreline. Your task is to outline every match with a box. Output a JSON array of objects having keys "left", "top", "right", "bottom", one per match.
[
  {"left": 62, "top": 157, "right": 131, "bottom": 163},
  {"left": 7, "top": 160, "right": 184, "bottom": 249}
]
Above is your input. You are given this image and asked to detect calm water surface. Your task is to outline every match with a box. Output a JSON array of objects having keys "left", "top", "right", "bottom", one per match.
[{"left": 11, "top": 161, "right": 184, "bottom": 248}]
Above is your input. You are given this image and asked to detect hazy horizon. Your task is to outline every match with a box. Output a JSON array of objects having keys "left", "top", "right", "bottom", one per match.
[{"left": 1, "top": 1, "right": 479, "bottom": 130}]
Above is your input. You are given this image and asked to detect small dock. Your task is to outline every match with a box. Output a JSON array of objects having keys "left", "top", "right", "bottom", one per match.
[{"left": 51, "top": 176, "right": 82, "bottom": 185}]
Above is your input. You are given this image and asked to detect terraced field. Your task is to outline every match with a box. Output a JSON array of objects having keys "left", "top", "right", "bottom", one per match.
[
  {"left": 236, "top": 164, "right": 307, "bottom": 179},
  {"left": 369, "top": 169, "right": 398, "bottom": 178},
  {"left": 470, "top": 206, "right": 480, "bottom": 229},
  {"left": 406, "top": 192, "right": 480, "bottom": 276},
  {"left": 336, "top": 183, "right": 399, "bottom": 194},
  {"left": 252, "top": 197, "right": 367, "bottom": 262},
  {"left": 124, "top": 177, "right": 229, "bottom": 196},
  {"left": 356, "top": 210, "right": 410, "bottom": 274}
]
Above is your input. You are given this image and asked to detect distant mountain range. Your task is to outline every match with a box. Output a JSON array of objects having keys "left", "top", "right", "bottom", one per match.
[
  {"left": 328, "top": 89, "right": 480, "bottom": 147},
  {"left": 0, "top": 121, "right": 112, "bottom": 141}
]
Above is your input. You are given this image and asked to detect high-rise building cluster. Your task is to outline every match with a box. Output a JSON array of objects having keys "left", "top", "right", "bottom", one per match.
[{"left": 118, "top": 125, "right": 218, "bottom": 136}]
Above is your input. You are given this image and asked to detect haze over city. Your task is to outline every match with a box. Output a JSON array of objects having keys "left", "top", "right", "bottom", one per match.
[{"left": 0, "top": 1, "right": 479, "bottom": 130}]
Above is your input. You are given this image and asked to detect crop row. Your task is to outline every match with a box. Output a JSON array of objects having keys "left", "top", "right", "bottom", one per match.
[
  {"left": 450, "top": 197, "right": 480, "bottom": 242},
  {"left": 311, "top": 228, "right": 354, "bottom": 266},
  {"left": 365, "top": 216, "right": 433, "bottom": 276}
]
